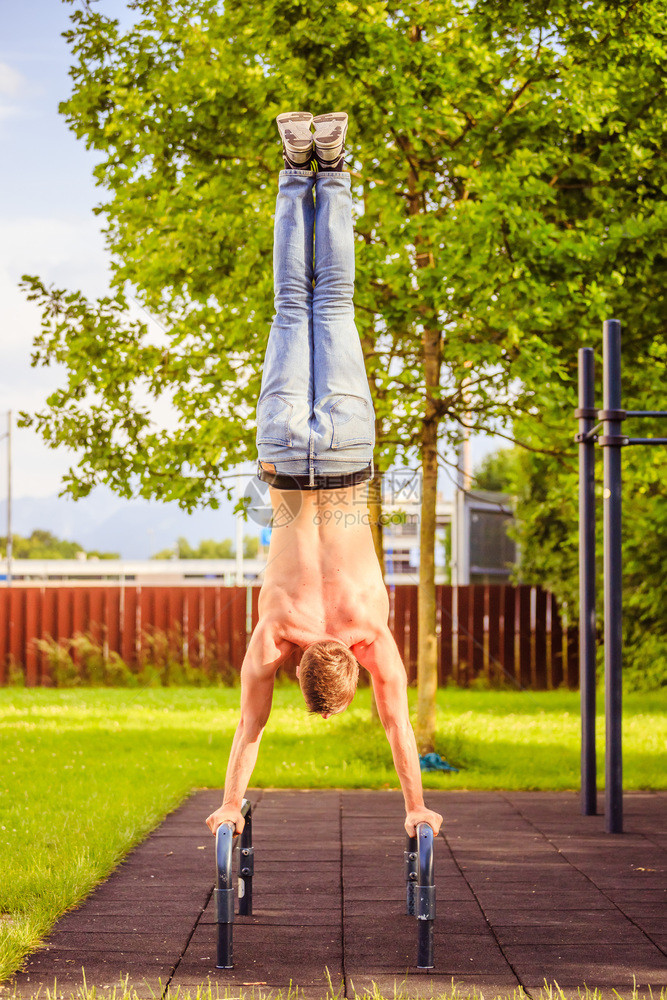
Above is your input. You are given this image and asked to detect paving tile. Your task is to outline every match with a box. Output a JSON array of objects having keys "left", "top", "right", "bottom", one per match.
[
  {"left": 177, "top": 923, "right": 343, "bottom": 986},
  {"left": 503, "top": 943, "right": 667, "bottom": 988},
  {"left": 473, "top": 908, "right": 623, "bottom": 928},
  {"left": 343, "top": 893, "right": 408, "bottom": 911},
  {"left": 60, "top": 900, "right": 207, "bottom": 919},
  {"left": 477, "top": 892, "right": 617, "bottom": 911},
  {"left": 492, "top": 920, "right": 651, "bottom": 945},
  {"left": 44, "top": 911, "right": 201, "bottom": 934},
  {"left": 80, "top": 884, "right": 212, "bottom": 903},
  {"left": 37, "top": 933, "right": 187, "bottom": 955},
  {"left": 346, "top": 932, "right": 510, "bottom": 976},
  {"left": 201, "top": 892, "right": 335, "bottom": 917},
  {"left": 200, "top": 907, "right": 340, "bottom": 927}
]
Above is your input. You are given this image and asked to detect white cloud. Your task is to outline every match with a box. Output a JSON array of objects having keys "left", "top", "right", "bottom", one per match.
[
  {"left": 0, "top": 60, "right": 28, "bottom": 121},
  {"left": 0, "top": 212, "right": 110, "bottom": 496},
  {"left": 0, "top": 61, "right": 25, "bottom": 97}
]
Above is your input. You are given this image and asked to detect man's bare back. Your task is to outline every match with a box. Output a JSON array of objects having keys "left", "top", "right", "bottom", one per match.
[{"left": 258, "top": 485, "right": 388, "bottom": 651}]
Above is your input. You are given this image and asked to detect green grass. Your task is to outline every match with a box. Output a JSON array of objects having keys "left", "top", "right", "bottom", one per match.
[
  {"left": 0, "top": 686, "right": 665, "bottom": 987},
  {"left": 0, "top": 974, "right": 665, "bottom": 1000}
]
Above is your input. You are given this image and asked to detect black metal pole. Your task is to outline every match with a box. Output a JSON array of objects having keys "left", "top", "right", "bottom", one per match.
[
  {"left": 599, "top": 319, "right": 624, "bottom": 834},
  {"left": 416, "top": 824, "right": 435, "bottom": 969},
  {"left": 577, "top": 347, "right": 597, "bottom": 815},
  {"left": 405, "top": 834, "right": 418, "bottom": 915},
  {"left": 215, "top": 823, "right": 235, "bottom": 968},
  {"left": 238, "top": 801, "right": 253, "bottom": 916}
]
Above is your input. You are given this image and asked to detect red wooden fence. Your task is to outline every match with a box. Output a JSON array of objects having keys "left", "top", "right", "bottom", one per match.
[{"left": 0, "top": 584, "right": 578, "bottom": 689}]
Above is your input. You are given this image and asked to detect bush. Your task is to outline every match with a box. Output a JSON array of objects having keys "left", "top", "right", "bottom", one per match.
[{"left": 30, "top": 629, "right": 239, "bottom": 687}]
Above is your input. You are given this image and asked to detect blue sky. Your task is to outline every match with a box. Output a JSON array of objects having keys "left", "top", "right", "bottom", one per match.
[
  {"left": 0, "top": 0, "right": 123, "bottom": 499},
  {"left": 0, "top": 0, "right": 503, "bottom": 520}
]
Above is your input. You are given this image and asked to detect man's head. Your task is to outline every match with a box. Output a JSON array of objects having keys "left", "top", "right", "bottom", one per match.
[{"left": 298, "top": 639, "right": 359, "bottom": 717}]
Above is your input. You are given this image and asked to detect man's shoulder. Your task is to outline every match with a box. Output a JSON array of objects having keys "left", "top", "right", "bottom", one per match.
[
  {"left": 245, "top": 618, "right": 297, "bottom": 673},
  {"left": 351, "top": 624, "right": 401, "bottom": 675}
]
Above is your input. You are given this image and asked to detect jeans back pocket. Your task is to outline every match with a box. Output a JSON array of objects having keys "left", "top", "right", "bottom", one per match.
[
  {"left": 330, "top": 394, "right": 373, "bottom": 449},
  {"left": 256, "top": 393, "right": 294, "bottom": 447}
]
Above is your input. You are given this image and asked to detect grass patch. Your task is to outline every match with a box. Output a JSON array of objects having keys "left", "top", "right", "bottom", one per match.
[
  {"left": 0, "top": 975, "right": 664, "bottom": 1000},
  {"left": 0, "top": 686, "right": 665, "bottom": 985}
]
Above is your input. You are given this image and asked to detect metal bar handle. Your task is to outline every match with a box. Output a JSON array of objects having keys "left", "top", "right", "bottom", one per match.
[
  {"left": 416, "top": 822, "right": 435, "bottom": 969},
  {"left": 238, "top": 799, "right": 253, "bottom": 916},
  {"left": 405, "top": 833, "right": 418, "bottom": 916},
  {"left": 215, "top": 798, "right": 253, "bottom": 968},
  {"left": 215, "top": 822, "right": 235, "bottom": 969}
]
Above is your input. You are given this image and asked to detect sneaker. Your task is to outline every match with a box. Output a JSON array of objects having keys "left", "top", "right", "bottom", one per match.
[
  {"left": 313, "top": 112, "right": 348, "bottom": 171},
  {"left": 276, "top": 112, "right": 314, "bottom": 169}
]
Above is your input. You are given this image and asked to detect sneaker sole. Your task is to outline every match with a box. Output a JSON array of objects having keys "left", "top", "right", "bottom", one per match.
[
  {"left": 313, "top": 112, "right": 348, "bottom": 150},
  {"left": 276, "top": 112, "right": 314, "bottom": 155},
  {"left": 313, "top": 113, "right": 348, "bottom": 165}
]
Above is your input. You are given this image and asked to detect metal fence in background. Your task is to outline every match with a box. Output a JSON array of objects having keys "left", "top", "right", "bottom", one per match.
[{"left": 0, "top": 583, "right": 577, "bottom": 689}]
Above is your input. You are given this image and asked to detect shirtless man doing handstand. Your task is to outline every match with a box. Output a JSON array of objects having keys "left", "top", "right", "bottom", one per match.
[{"left": 206, "top": 112, "right": 443, "bottom": 839}]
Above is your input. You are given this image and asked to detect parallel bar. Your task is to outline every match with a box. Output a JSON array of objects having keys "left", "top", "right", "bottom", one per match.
[
  {"left": 577, "top": 347, "right": 597, "bottom": 816},
  {"left": 404, "top": 834, "right": 418, "bottom": 916},
  {"left": 238, "top": 800, "right": 253, "bottom": 916},
  {"left": 600, "top": 320, "right": 624, "bottom": 834},
  {"left": 215, "top": 823, "right": 235, "bottom": 969},
  {"left": 215, "top": 798, "right": 253, "bottom": 968},
  {"left": 416, "top": 823, "right": 435, "bottom": 969}
]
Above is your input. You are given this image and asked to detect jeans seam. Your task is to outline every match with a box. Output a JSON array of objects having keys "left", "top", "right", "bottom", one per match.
[{"left": 279, "top": 169, "right": 314, "bottom": 178}]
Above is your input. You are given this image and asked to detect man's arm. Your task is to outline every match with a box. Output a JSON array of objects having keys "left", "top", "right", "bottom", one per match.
[
  {"left": 352, "top": 627, "right": 443, "bottom": 837},
  {"left": 205, "top": 623, "right": 296, "bottom": 836}
]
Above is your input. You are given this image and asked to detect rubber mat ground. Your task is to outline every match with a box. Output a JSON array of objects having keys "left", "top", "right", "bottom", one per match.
[{"left": 5, "top": 790, "right": 666, "bottom": 1000}]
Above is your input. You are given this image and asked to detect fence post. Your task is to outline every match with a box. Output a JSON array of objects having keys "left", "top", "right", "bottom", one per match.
[
  {"left": 577, "top": 347, "right": 597, "bottom": 816},
  {"left": 599, "top": 319, "right": 624, "bottom": 834}
]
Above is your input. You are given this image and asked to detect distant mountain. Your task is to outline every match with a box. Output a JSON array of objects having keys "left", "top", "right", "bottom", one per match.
[{"left": 0, "top": 484, "right": 256, "bottom": 559}]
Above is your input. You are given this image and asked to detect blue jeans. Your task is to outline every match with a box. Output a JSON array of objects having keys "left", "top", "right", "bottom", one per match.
[{"left": 256, "top": 169, "right": 375, "bottom": 484}]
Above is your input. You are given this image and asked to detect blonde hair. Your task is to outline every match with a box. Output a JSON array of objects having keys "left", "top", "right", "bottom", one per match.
[{"left": 299, "top": 640, "right": 359, "bottom": 715}]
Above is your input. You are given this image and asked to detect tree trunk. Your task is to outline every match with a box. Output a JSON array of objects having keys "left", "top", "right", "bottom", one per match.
[
  {"left": 416, "top": 330, "right": 440, "bottom": 753},
  {"left": 367, "top": 424, "right": 387, "bottom": 722},
  {"left": 400, "top": 75, "right": 442, "bottom": 750},
  {"left": 368, "top": 452, "right": 385, "bottom": 569}
]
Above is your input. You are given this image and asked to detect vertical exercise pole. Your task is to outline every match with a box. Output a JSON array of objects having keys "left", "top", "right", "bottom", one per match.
[
  {"left": 600, "top": 319, "right": 624, "bottom": 834},
  {"left": 577, "top": 348, "right": 597, "bottom": 815}
]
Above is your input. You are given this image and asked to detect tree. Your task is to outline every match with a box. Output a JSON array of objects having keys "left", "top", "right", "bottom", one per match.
[
  {"left": 0, "top": 530, "right": 118, "bottom": 559},
  {"left": 472, "top": 448, "right": 523, "bottom": 493},
  {"left": 21, "top": 0, "right": 666, "bottom": 747},
  {"left": 152, "top": 534, "right": 259, "bottom": 559}
]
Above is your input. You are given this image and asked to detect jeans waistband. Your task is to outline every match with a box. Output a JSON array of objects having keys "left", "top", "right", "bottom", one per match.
[{"left": 257, "top": 462, "right": 373, "bottom": 492}]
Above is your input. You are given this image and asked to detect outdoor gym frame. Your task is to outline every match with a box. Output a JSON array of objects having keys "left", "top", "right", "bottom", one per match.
[
  {"left": 576, "top": 319, "right": 667, "bottom": 834},
  {"left": 215, "top": 799, "right": 437, "bottom": 969}
]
